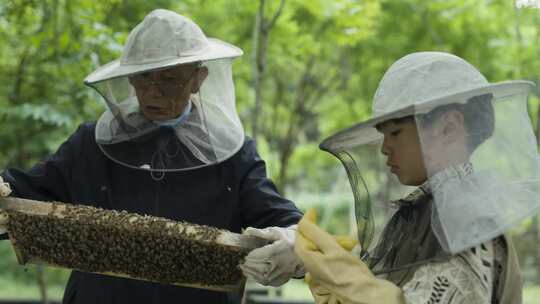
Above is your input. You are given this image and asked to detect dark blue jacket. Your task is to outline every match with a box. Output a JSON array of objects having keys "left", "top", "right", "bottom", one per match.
[{"left": 1, "top": 123, "right": 302, "bottom": 304}]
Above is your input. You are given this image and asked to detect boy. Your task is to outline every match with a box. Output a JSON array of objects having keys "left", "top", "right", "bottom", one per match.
[{"left": 295, "top": 52, "right": 540, "bottom": 303}]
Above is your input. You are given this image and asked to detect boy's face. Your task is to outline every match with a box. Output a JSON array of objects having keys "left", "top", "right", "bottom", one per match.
[{"left": 378, "top": 119, "right": 427, "bottom": 186}]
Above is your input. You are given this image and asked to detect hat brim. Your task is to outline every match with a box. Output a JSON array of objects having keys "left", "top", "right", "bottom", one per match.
[
  {"left": 84, "top": 38, "right": 243, "bottom": 84},
  {"left": 320, "top": 80, "right": 536, "bottom": 151}
]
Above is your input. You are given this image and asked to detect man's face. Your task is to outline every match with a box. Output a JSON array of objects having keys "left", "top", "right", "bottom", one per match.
[
  {"left": 129, "top": 64, "right": 206, "bottom": 121},
  {"left": 378, "top": 119, "right": 427, "bottom": 186}
]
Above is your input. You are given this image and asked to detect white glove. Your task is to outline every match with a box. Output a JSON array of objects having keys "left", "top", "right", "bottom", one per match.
[
  {"left": 0, "top": 176, "right": 11, "bottom": 235},
  {"left": 240, "top": 225, "right": 306, "bottom": 286},
  {"left": 0, "top": 176, "right": 11, "bottom": 197}
]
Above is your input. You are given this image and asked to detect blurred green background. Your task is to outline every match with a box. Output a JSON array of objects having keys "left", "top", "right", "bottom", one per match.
[{"left": 0, "top": 0, "right": 539, "bottom": 303}]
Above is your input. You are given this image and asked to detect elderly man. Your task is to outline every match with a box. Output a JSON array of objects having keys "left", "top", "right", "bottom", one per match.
[{"left": 0, "top": 9, "right": 303, "bottom": 304}]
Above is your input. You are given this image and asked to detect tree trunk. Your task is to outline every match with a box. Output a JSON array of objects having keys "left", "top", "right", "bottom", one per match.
[
  {"left": 251, "top": 0, "right": 265, "bottom": 141},
  {"left": 251, "top": 0, "right": 286, "bottom": 141}
]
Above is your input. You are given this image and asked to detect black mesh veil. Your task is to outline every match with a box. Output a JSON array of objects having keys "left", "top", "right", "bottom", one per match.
[{"left": 320, "top": 148, "right": 375, "bottom": 259}]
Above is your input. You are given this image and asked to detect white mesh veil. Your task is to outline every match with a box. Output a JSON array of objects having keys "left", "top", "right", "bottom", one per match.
[
  {"left": 416, "top": 90, "right": 540, "bottom": 254},
  {"left": 84, "top": 9, "right": 244, "bottom": 172}
]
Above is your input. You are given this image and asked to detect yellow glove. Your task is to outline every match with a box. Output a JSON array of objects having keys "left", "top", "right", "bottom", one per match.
[
  {"left": 295, "top": 209, "right": 404, "bottom": 304},
  {"left": 300, "top": 209, "right": 357, "bottom": 304},
  {"left": 301, "top": 209, "right": 357, "bottom": 304},
  {"left": 305, "top": 273, "right": 342, "bottom": 304}
]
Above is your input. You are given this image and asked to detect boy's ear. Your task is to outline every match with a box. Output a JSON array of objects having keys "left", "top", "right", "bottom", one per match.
[
  {"left": 191, "top": 66, "right": 209, "bottom": 93},
  {"left": 440, "top": 110, "right": 465, "bottom": 142}
]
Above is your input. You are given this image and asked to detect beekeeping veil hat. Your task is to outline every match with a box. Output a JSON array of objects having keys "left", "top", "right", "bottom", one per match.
[
  {"left": 84, "top": 9, "right": 244, "bottom": 172},
  {"left": 320, "top": 51, "right": 540, "bottom": 273}
]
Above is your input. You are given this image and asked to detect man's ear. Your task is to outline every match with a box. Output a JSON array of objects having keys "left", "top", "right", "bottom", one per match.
[{"left": 191, "top": 66, "right": 209, "bottom": 93}]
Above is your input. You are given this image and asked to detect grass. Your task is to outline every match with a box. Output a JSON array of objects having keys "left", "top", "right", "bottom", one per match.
[{"left": 0, "top": 276, "right": 65, "bottom": 301}]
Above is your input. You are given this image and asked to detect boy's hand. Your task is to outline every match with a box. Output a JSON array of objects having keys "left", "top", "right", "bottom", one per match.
[{"left": 295, "top": 208, "right": 405, "bottom": 304}]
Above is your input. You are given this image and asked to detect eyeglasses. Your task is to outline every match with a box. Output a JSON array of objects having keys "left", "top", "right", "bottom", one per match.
[{"left": 130, "top": 68, "right": 198, "bottom": 95}]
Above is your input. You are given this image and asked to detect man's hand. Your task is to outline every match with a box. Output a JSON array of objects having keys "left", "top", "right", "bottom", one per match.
[
  {"left": 0, "top": 176, "right": 11, "bottom": 235},
  {"left": 240, "top": 225, "right": 305, "bottom": 286},
  {"left": 0, "top": 176, "right": 11, "bottom": 197}
]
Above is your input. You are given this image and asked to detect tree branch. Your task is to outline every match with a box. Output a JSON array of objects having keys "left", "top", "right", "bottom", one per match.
[{"left": 266, "top": 0, "right": 286, "bottom": 30}]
